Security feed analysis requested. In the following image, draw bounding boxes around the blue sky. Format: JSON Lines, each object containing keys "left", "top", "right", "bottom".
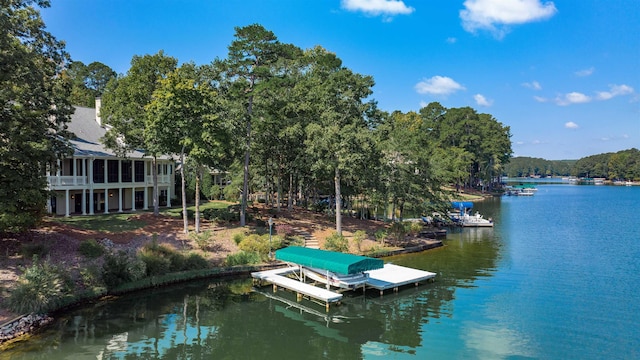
{"left": 41, "top": 0, "right": 639, "bottom": 160}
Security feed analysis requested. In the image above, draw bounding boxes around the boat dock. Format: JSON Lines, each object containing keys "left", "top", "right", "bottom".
{"left": 252, "top": 266, "right": 343, "bottom": 311}
{"left": 365, "top": 264, "right": 436, "bottom": 295}
{"left": 251, "top": 262, "right": 436, "bottom": 311}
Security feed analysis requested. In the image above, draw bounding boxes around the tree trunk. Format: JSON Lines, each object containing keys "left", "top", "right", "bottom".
{"left": 241, "top": 96, "right": 254, "bottom": 227}
{"left": 334, "top": 166, "right": 342, "bottom": 236}
{"left": 180, "top": 149, "right": 188, "bottom": 234}
{"left": 195, "top": 166, "right": 201, "bottom": 233}
{"left": 287, "top": 172, "right": 293, "bottom": 211}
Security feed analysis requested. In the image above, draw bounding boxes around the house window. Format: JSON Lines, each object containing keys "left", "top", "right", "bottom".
{"left": 93, "top": 159, "right": 104, "bottom": 183}
{"left": 159, "top": 189, "right": 167, "bottom": 206}
{"left": 135, "top": 161, "right": 145, "bottom": 182}
{"left": 122, "top": 161, "right": 132, "bottom": 182}
{"left": 107, "top": 160, "right": 119, "bottom": 183}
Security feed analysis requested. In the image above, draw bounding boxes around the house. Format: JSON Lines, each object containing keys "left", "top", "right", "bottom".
{"left": 46, "top": 99, "right": 175, "bottom": 216}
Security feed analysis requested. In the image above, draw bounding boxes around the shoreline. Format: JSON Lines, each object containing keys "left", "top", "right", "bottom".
{"left": 0, "top": 238, "right": 443, "bottom": 348}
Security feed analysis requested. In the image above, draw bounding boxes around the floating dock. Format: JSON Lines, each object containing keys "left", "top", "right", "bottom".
{"left": 365, "top": 264, "right": 436, "bottom": 295}
{"left": 251, "top": 262, "right": 436, "bottom": 311}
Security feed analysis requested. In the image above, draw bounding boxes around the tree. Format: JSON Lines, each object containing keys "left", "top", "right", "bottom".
{"left": 220, "top": 24, "right": 292, "bottom": 226}
{"left": 0, "top": 0, "right": 74, "bottom": 232}
{"left": 100, "top": 51, "right": 177, "bottom": 216}
{"left": 146, "top": 63, "right": 231, "bottom": 233}
{"left": 66, "top": 60, "right": 116, "bottom": 107}
{"left": 302, "top": 47, "right": 376, "bottom": 235}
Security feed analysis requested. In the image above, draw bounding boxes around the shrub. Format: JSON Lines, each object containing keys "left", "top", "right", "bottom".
{"left": 275, "top": 223, "right": 294, "bottom": 237}
{"left": 20, "top": 242, "right": 49, "bottom": 258}
{"left": 388, "top": 222, "right": 406, "bottom": 243}
{"left": 80, "top": 264, "right": 105, "bottom": 290}
{"left": 190, "top": 230, "right": 216, "bottom": 252}
{"left": 225, "top": 251, "right": 261, "bottom": 266}
{"left": 181, "top": 209, "right": 195, "bottom": 220}
{"left": 375, "top": 229, "right": 387, "bottom": 244}
{"left": 323, "top": 232, "right": 349, "bottom": 253}
{"left": 405, "top": 221, "right": 423, "bottom": 236}
{"left": 78, "top": 239, "right": 105, "bottom": 258}
{"left": 138, "top": 249, "right": 172, "bottom": 276}
{"left": 239, "top": 234, "right": 283, "bottom": 257}
{"left": 6, "top": 258, "right": 73, "bottom": 314}
{"left": 102, "top": 251, "right": 146, "bottom": 290}
{"left": 183, "top": 253, "right": 209, "bottom": 270}
{"left": 233, "top": 232, "right": 245, "bottom": 245}
{"left": 353, "top": 230, "right": 367, "bottom": 252}
{"left": 202, "top": 207, "right": 239, "bottom": 223}
{"left": 286, "top": 235, "right": 305, "bottom": 247}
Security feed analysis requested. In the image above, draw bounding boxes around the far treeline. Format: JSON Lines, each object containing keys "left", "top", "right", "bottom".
{"left": 2, "top": 1, "right": 513, "bottom": 234}
{"left": 504, "top": 148, "right": 640, "bottom": 180}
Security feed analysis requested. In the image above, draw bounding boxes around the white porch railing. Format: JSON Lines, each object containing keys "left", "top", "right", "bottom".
{"left": 47, "top": 176, "right": 87, "bottom": 187}
{"left": 147, "top": 175, "right": 171, "bottom": 185}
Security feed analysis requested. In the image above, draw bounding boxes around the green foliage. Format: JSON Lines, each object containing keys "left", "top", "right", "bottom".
{"left": 388, "top": 222, "right": 406, "bottom": 243}
{"left": 225, "top": 251, "right": 262, "bottom": 266}
{"left": 404, "top": 221, "right": 423, "bottom": 236}
{"left": 503, "top": 156, "right": 574, "bottom": 178}
{"left": 20, "top": 242, "right": 49, "bottom": 258}
{"left": 6, "top": 258, "right": 73, "bottom": 314}
{"left": 183, "top": 253, "right": 209, "bottom": 270}
{"left": 323, "top": 232, "right": 349, "bottom": 253}
{"left": 375, "top": 229, "right": 387, "bottom": 244}
{"left": 202, "top": 206, "right": 240, "bottom": 223}
{"left": 233, "top": 232, "right": 245, "bottom": 245}
{"left": 238, "top": 234, "right": 283, "bottom": 257}
{"left": 353, "top": 230, "right": 367, "bottom": 252}
{"left": 190, "top": 230, "right": 217, "bottom": 251}
{"left": 0, "top": 0, "right": 73, "bottom": 232}
{"left": 80, "top": 265, "right": 105, "bottom": 291}
{"left": 66, "top": 60, "right": 116, "bottom": 107}
{"left": 78, "top": 239, "right": 105, "bottom": 258}
{"left": 101, "top": 251, "right": 146, "bottom": 290}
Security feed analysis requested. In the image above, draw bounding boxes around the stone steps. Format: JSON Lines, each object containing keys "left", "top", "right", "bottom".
{"left": 293, "top": 228, "right": 319, "bottom": 249}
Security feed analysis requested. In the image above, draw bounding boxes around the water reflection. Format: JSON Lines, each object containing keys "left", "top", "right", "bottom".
{"left": 3, "top": 219, "right": 504, "bottom": 360}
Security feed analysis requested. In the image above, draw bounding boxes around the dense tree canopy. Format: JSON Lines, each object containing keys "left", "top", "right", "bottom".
{"left": 0, "top": 0, "right": 73, "bottom": 232}
{"left": 65, "top": 60, "right": 116, "bottom": 107}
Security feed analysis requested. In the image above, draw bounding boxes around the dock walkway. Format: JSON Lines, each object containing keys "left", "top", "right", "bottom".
{"left": 252, "top": 267, "right": 343, "bottom": 311}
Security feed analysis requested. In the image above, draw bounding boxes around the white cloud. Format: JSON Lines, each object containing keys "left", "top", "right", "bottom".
{"left": 522, "top": 81, "right": 542, "bottom": 90}
{"left": 555, "top": 92, "right": 591, "bottom": 106}
{"left": 415, "top": 76, "right": 466, "bottom": 96}
{"left": 565, "top": 121, "right": 579, "bottom": 129}
{"left": 596, "top": 84, "right": 634, "bottom": 100}
{"left": 341, "top": 0, "right": 415, "bottom": 16}
{"left": 446, "top": 37, "right": 457, "bottom": 44}
{"left": 460, "top": 0, "right": 557, "bottom": 38}
{"left": 575, "top": 67, "right": 594, "bottom": 77}
{"left": 533, "top": 95, "right": 547, "bottom": 102}
{"left": 474, "top": 93, "right": 493, "bottom": 106}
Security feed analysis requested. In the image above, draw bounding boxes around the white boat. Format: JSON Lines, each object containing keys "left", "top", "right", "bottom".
{"left": 302, "top": 266, "right": 369, "bottom": 290}
{"left": 449, "top": 202, "right": 494, "bottom": 227}
{"left": 449, "top": 211, "right": 494, "bottom": 227}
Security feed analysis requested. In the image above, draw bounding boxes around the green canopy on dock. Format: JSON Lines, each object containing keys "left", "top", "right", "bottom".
{"left": 275, "top": 246, "right": 383, "bottom": 275}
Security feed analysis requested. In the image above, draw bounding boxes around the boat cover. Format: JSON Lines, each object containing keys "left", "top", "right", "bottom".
{"left": 275, "top": 246, "right": 383, "bottom": 275}
{"left": 451, "top": 201, "right": 473, "bottom": 210}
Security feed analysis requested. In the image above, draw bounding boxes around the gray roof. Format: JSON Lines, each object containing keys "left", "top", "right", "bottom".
{"left": 67, "top": 106, "right": 166, "bottom": 159}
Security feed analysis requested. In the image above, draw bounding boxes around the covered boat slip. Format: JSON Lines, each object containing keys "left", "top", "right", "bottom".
{"left": 251, "top": 247, "right": 436, "bottom": 311}
{"left": 275, "top": 246, "right": 383, "bottom": 275}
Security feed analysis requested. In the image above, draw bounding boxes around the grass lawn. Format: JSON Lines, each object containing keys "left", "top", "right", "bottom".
{"left": 51, "top": 213, "right": 147, "bottom": 232}
{"left": 52, "top": 201, "right": 235, "bottom": 232}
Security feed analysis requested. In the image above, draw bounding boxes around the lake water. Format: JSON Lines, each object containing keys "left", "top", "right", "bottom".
{"left": 2, "top": 184, "right": 639, "bottom": 359}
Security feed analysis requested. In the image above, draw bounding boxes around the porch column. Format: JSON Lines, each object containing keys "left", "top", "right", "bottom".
{"left": 118, "top": 159, "right": 122, "bottom": 183}
{"left": 64, "top": 189, "right": 70, "bottom": 217}
{"left": 89, "top": 159, "right": 95, "bottom": 215}
{"left": 81, "top": 190, "right": 86, "bottom": 215}
{"left": 104, "top": 191, "right": 109, "bottom": 214}
{"left": 104, "top": 159, "right": 108, "bottom": 185}
{"left": 72, "top": 156, "right": 77, "bottom": 185}
{"left": 143, "top": 186, "right": 148, "bottom": 210}
{"left": 131, "top": 187, "right": 136, "bottom": 211}
{"left": 167, "top": 186, "right": 171, "bottom": 207}
{"left": 118, "top": 188, "right": 123, "bottom": 212}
